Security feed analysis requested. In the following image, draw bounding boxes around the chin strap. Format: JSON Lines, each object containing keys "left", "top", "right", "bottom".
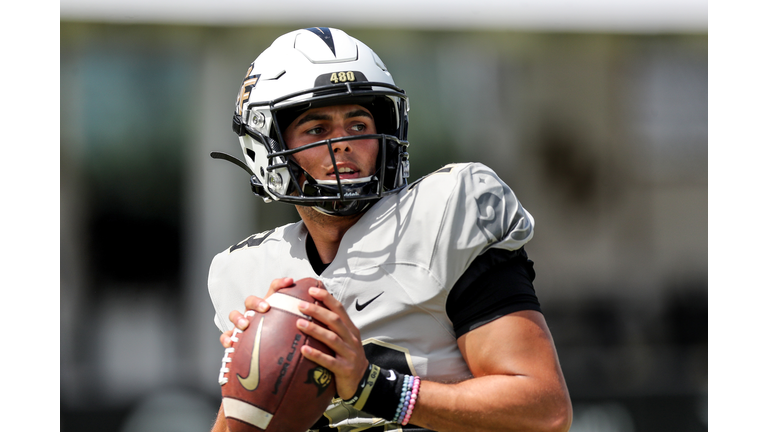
{"left": 210, "top": 151, "right": 254, "bottom": 176}
{"left": 210, "top": 151, "right": 270, "bottom": 199}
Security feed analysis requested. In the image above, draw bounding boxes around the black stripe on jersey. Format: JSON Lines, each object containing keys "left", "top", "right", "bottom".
{"left": 447, "top": 247, "right": 541, "bottom": 337}
{"left": 229, "top": 229, "right": 276, "bottom": 252}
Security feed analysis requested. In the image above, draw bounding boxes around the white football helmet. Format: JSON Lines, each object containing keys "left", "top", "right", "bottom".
{"left": 213, "top": 27, "right": 410, "bottom": 216}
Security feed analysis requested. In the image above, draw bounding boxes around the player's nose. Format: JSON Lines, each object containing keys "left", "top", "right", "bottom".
{"left": 330, "top": 128, "right": 352, "bottom": 153}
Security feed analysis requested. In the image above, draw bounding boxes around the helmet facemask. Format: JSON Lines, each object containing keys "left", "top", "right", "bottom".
{"left": 239, "top": 82, "right": 409, "bottom": 216}
{"left": 275, "top": 131, "right": 405, "bottom": 216}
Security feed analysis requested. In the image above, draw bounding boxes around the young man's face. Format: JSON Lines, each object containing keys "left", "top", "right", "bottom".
{"left": 283, "top": 104, "right": 379, "bottom": 184}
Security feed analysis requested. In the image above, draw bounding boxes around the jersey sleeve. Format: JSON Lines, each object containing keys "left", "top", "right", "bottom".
{"left": 427, "top": 163, "right": 535, "bottom": 292}
{"left": 208, "top": 249, "right": 237, "bottom": 333}
{"left": 206, "top": 223, "right": 304, "bottom": 334}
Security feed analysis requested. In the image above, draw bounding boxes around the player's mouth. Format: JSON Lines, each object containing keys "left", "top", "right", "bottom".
{"left": 328, "top": 164, "right": 360, "bottom": 180}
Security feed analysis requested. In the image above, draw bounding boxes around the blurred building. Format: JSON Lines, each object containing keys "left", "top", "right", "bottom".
{"left": 60, "top": 17, "right": 707, "bottom": 432}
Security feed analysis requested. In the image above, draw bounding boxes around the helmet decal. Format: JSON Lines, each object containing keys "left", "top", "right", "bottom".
{"left": 235, "top": 62, "right": 260, "bottom": 117}
{"left": 304, "top": 27, "right": 336, "bottom": 56}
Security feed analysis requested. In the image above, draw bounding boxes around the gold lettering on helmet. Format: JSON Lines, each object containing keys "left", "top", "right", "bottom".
{"left": 329, "top": 71, "right": 356, "bottom": 84}
{"left": 236, "top": 63, "right": 260, "bottom": 116}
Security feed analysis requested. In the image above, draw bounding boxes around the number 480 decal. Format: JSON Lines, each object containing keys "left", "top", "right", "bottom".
{"left": 329, "top": 71, "right": 356, "bottom": 83}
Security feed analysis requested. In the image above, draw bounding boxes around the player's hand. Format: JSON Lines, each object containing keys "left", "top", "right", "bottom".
{"left": 295, "top": 285, "right": 369, "bottom": 400}
{"left": 219, "top": 277, "right": 295, "bottom": 348}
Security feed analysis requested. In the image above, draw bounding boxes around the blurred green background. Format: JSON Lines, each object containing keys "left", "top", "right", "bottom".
{"left": 60, "top": 5, "right": 707, "bottom": 431}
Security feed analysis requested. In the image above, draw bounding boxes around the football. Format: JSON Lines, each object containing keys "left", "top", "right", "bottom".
{"left": 218, "top": 278, "right": 336, "bottom": 432}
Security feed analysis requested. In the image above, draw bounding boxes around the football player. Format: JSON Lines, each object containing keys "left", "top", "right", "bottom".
{"left": 209, "top": 27, "right": 572, "bottom": 432}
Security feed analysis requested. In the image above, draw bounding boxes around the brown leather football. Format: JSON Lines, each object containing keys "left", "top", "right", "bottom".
{"left": 218, "top": 278, "right": 336, "bottom": 432}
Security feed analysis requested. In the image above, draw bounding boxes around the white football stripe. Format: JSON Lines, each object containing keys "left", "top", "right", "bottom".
{"left": 222, "top": 397, "right": 274, "bottom": 429}
{"left": 267, "top": 293, "right": 310, "bottom": 319}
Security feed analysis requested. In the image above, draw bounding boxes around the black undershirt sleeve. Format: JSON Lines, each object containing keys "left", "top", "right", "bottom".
{"left": 446, "top": 246, "right": 541, "bottom": 338}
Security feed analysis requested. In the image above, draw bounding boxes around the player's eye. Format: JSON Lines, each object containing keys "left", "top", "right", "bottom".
{"left": 350, "top": 123, "right": 366, "bottom": 132}
{"left": 306, "top": 126, "right": 324, "bottom": 135}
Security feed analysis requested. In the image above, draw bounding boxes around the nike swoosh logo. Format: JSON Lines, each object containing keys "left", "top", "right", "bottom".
{"left": 355, "top": 292, "right": 384, "bottom": 311}
{"left": 237, "top": 316, "right": 264, "bottom": 391}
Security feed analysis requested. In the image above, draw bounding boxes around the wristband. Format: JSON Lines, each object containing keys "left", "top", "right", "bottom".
{"left": 342, "top": 363, "right": 421, "bottom": 425}
{"left": 343, "top": 363, "right": 378, "bottom": 409}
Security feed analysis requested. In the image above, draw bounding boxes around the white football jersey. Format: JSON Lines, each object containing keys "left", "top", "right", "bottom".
{"left": 208, "top": 162, "right": 534, "bottom": 431}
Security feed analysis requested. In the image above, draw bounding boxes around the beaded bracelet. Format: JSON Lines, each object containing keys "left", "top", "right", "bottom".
{"left": 392, "top": 375, "right": 411, "bottom": 423}
{"left": 393, "top": 374, "right": 421, "bottom": 425}
{"left": 402, "top": 377, "right": 420, "bottom": 425}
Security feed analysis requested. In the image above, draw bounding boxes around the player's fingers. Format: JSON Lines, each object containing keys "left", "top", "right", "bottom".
{"left": 299, "top": 343, "right": 339, "bottom": 376}
{"left": 241, "top": 278, "right": 294, "bottom": 314}
{"left": 307, "top": 287, "right": 359, "bottom": 335}
{"left": 296, "top": 323, "right": 358, "bottom": 387}
{"left": 299, "top": 342, "right": 347, "bottom": 373}
{"left": 296, "top": 308, "right": 367, "bottom": 379}
{"left": 228, "top": 310, "right": 251, "bottom": 330}
{"left": 243, "top": 295, "right": 270, "bottom": 314}
{"left": 267, "top": 277, "right": 294, "bottom": 297}
{"left": 220, "top": 329, "right": 234, "bottom": 348}
{"left": 296, "top": 315, "right": 354, "bottom": 356}
{"left": 297, "top": 288, "right": 368, "bottom": 400}
{"left": 299, "top": 298, "right": 360, "bottom": 345}
{"left": 298, "top": 334, "right": 366, "bottom": 400}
